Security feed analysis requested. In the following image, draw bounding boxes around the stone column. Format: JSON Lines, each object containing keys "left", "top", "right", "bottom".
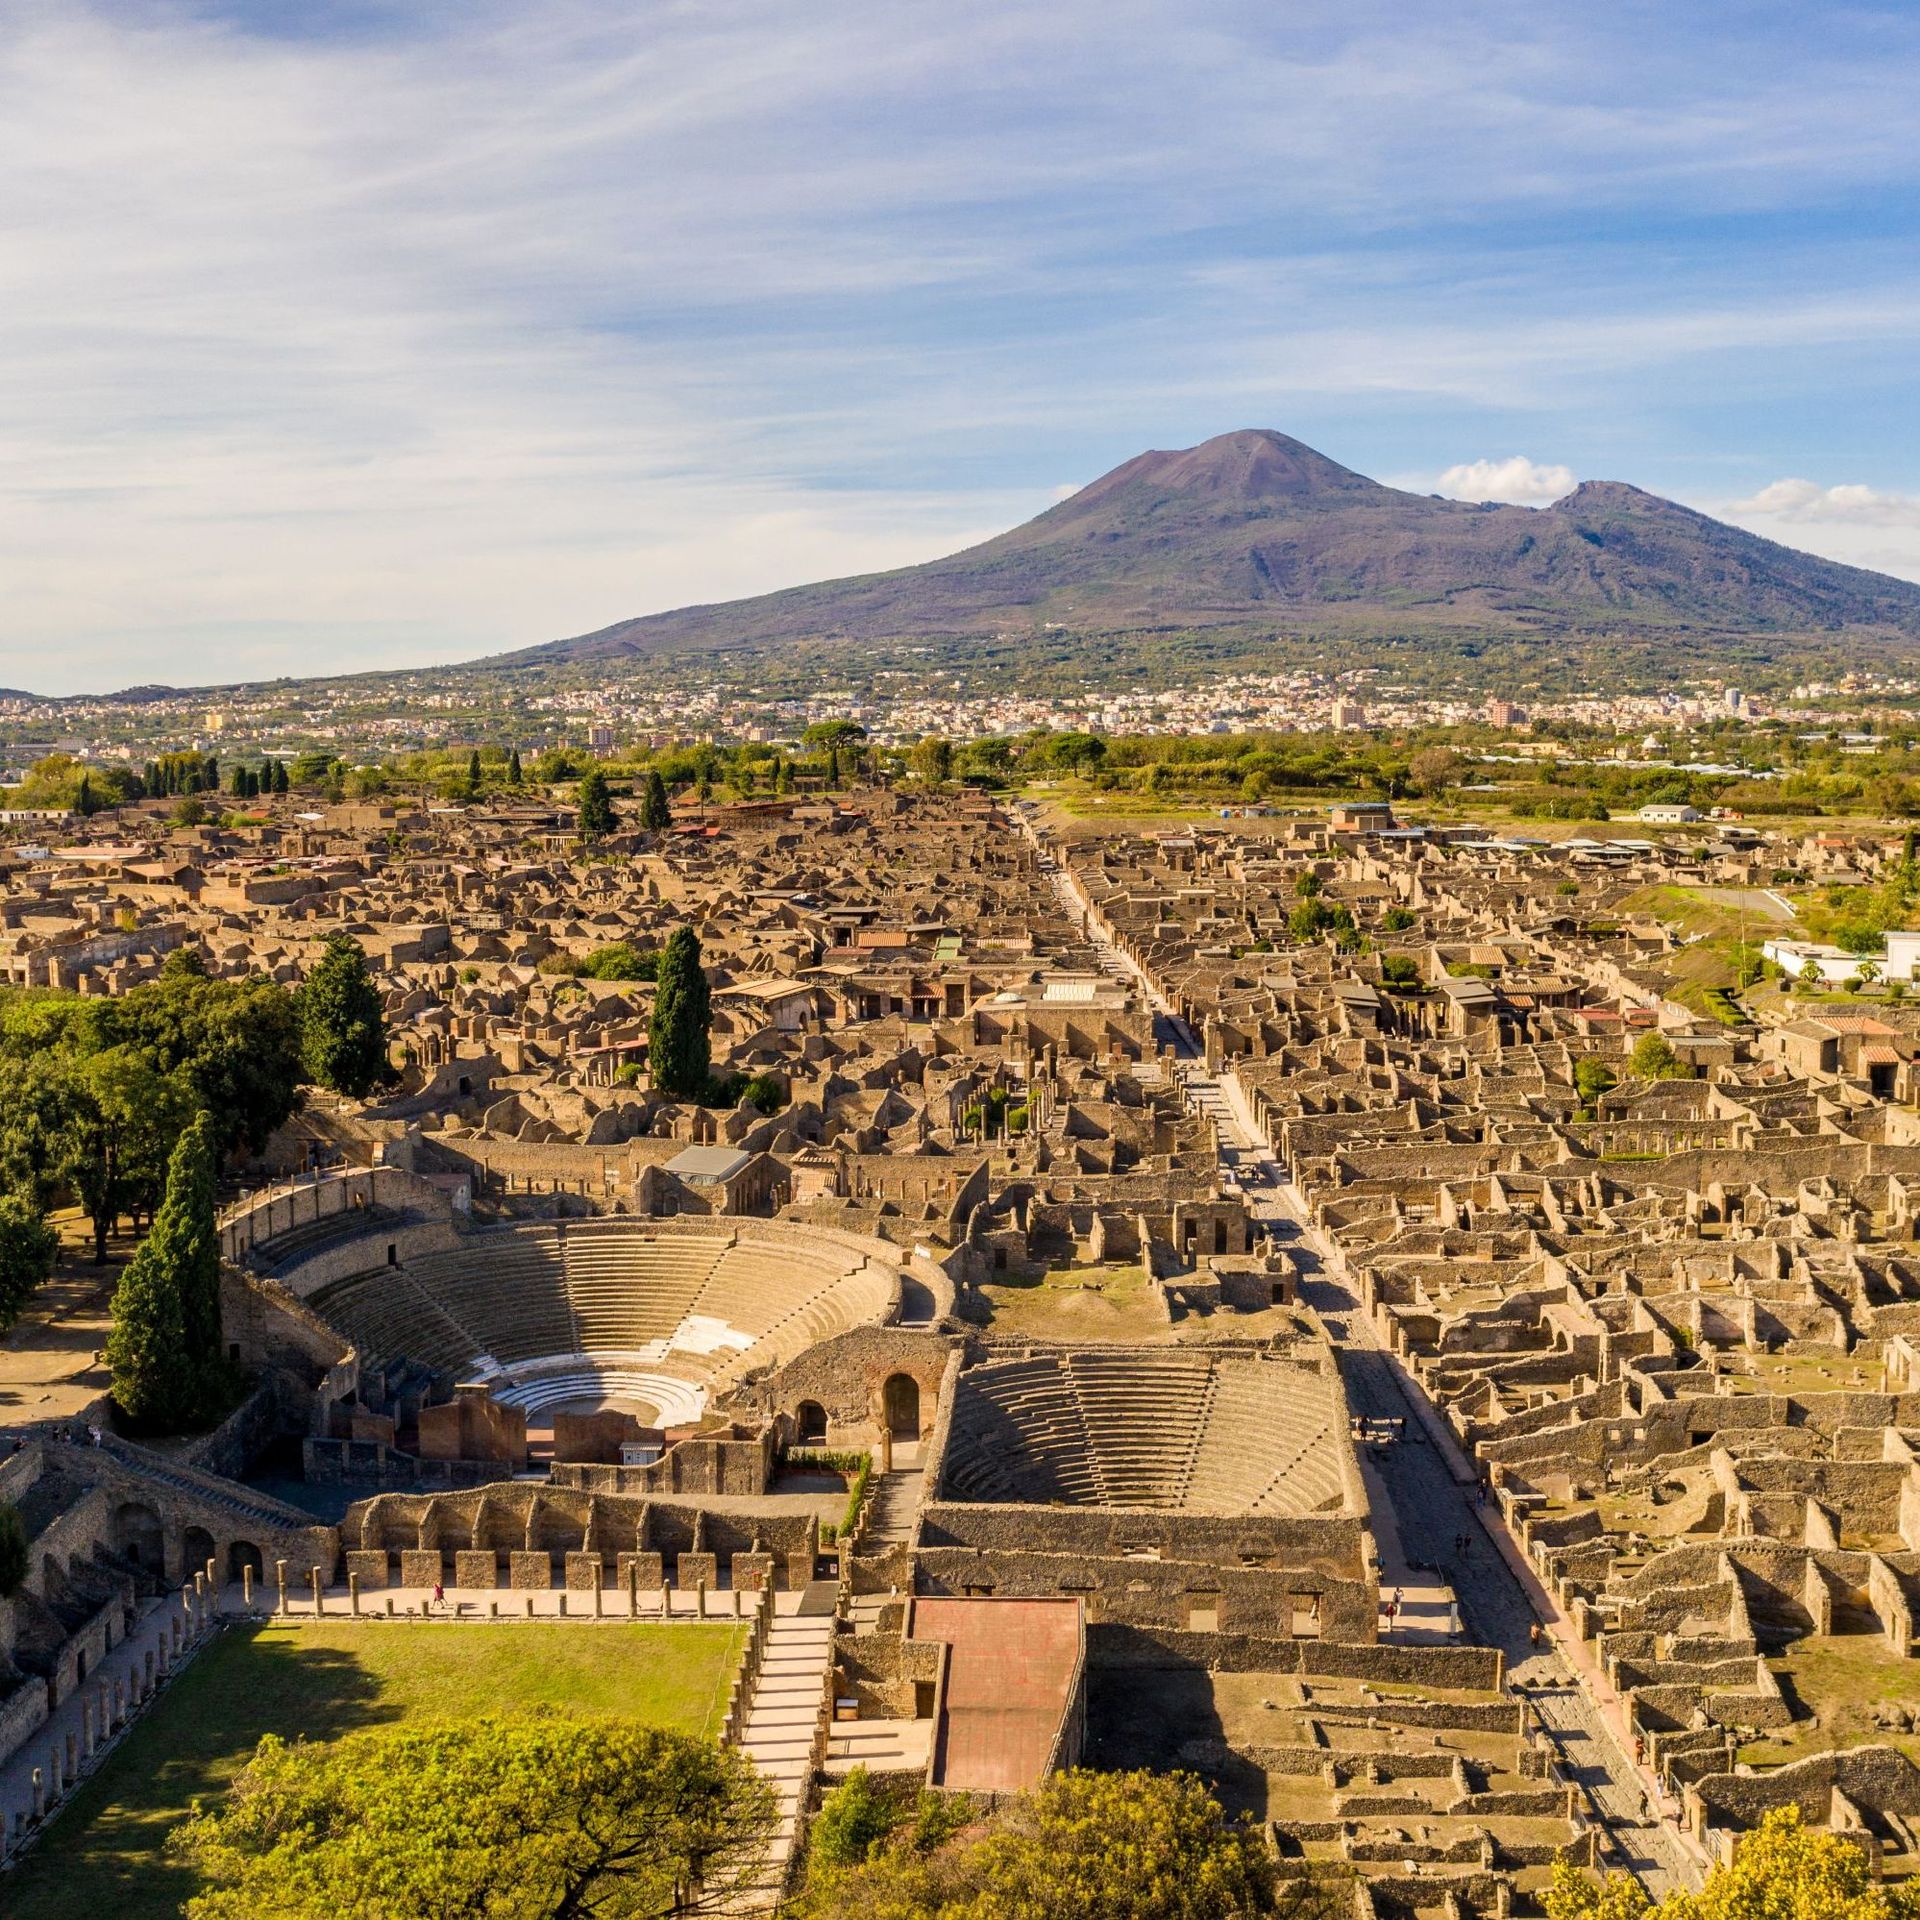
{"left": 242, "top": 1565, "right": 254, "bottom": 1610}
{"left": 348, "top": 1572, "right": 361, "bottom": 1617}
{"left": 31, "top": 1767, "right": 45, "bottom": 1820}
{"left": 275, "top": 1559, "right": 289, "bottom": 1615}
{"left": 309, "top": 1567, "right": 324, "bottom": 1617}
{"left": 81, "top": 1698, "right": 96, "bottom": 1761}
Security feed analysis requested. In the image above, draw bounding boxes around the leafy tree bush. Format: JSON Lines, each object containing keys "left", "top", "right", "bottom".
{"left": 642, "top": 768, "right": 672, "bottom": 830}
{"left": 1574, "top": 1057, "right": 1617, "bottom": 1113}
{"left": 576, "top": 767, "right": 616, "bottom": 842}
{"left": 1380, "top": 905, "right": 1417, "bottom": 930}
{"left": 649, "top": 928, "right": 712, "bottom": 1099}
{"left": 795, "top": 1769, "right": 1285, "bottom": 1920}
{"left": 105, "top": 1112, "right": 236, "bottom": 1433}
{"left": 297, "top": 934, "right": 388, "bottom": 1098}
{"left": 0, "top": 1194, "right": 58, "bottom": 1334}
{"left": 541, "top": 942, "right": 661, "bottom": 983}
{"left": 1546, "top": 1803, "right": 1917, "bottom": 1920}
{"left": 1629, "top": 1033, "right": 1690, "bottom": 1080}
{"left": 170, "top": 1716, "right": 776, "bottom": 1920}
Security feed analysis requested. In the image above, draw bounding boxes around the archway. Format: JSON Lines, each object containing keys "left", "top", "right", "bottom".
{"left": 229, "top": 1540, "right": 264, "bottom": 1583}
{"left": 113, "top": 1501, "right": 164, "bottom": 1573}
{"left": 182, "top": 1526, "right": 217, "bottom": 1584}
{"left": 794, "top": 1400, "right": 828, "bottom": 1444}
{"left": 882, "top": 1373, "right": 921, "bottom": 1440}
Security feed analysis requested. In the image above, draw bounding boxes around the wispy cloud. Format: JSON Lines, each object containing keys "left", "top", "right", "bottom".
{"left": 2, "top": 1, "right": 1919, "bottom": 689}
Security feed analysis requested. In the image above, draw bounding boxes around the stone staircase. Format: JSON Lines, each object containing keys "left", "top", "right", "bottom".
{"left": 733, "top": 1608, "right": 835, "bottom": 1903}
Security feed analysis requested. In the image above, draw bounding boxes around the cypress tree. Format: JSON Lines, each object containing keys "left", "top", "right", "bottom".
{"left": 827, "top": 745, "right": 840, "bottom": 787}
{"left": 467, "top": 749, "right": 482, "bottom": 793}
{"left": 76, "top": 774, "right": 96, "bottom": 815}
{"left": 649, "top": 927, "right": 711, "bottom": 1099}
{"left": 104, "top": 1111, "right": 232, "bottom": 1432}
{"left": 272, "top": 758, "right": 289, "bottom": 795}
{"left": 229, "top": 763, "right": 246, "bottom": 796}
{"left": 576, "top": 768, "right": 616, "bottom": 842}
{"left": 203, "top": 756, "right": 218, "bottom": 792}
{"left": 508, "top": 748, "right": 523, "bottom": 785}
{"left": 642, "top": 769, "right": 671, "bottom": 830}
{"left": 298, "top": 933, "right": 389, "bottom": 1097}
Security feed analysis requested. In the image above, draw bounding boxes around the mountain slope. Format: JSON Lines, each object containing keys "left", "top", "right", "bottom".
{"left": 492, "top": 430, "right": 1920, "bottom": 667}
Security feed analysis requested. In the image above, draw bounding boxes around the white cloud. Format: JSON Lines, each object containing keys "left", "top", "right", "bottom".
{"left": 1713, "top": 479, "right": 1920, "bottom": 585}
{"left": 1433, "top": 456, "right": 1577, "bottom": 505}
{"left": 1726, "top": 478, "right": 1920, "bottom": 529}
{"left": 2, "top": 2, "right": 1920, "bottom": 688}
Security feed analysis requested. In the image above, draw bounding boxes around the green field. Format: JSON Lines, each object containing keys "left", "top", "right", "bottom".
{"left": 7, "top": 1620, "right": 746, "bottom": 1920}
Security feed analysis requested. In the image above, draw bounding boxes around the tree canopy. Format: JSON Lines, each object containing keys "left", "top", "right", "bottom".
{"left": 1547, "top": 1805, "right": 1920, "bottom": 1920}
{"left": 0, "top": 959, "right": 303, "bottom": 1261}
{"left": 649, "top": 928, "right": 712, "bottom": 1100}
{"left": 297, "top": 934, "right": 389, "bottom": 1098}
{"left": 104, "top": 1111, "right": 235, "bottom": 1433}
{"left": 0, "top": 1194, "right": 58, "bottom": 1335}
{"left": 794, "top": 1768, "right": 1289, "bottom": 1920}
{"left": 577, "top": 767, "right": 617, "bottom": 842}
{"left": 642, "top": 768, "right": 673, "bottom": 830}
{"left": 170, "top": 1715, "right": 776, "bottom": 1920}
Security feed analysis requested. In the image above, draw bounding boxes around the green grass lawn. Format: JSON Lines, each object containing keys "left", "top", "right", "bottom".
{"left": 7, "top": 1619, "right": 746, "bottom": 1920}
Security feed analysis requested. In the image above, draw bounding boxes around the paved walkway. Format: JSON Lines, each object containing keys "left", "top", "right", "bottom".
{"left": 1030, "top": 818, "right": 1703, "bottom": 1897}
{"left": 0, "top": 1588, "right": 200, "bottom": 1848}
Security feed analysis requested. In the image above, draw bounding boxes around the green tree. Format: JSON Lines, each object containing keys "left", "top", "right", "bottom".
{"left": 909, "top": 737, "right": 954, "bottom": 785}
{"left": 577, "top": 768, "right": 616, "bottom": 842}
{"left": 467, "top": 748, "right": 483, "bottom": 793}
{"left": 0, "top": 1194, "right": 58, "bottom": 1334}
{"left": 104, "top": 1111, "right": 233, "bottom": 1433}
{"left": 643, "top": 768, "right": 672, "bottom": 830}
{"left": 297, "top": 934, "right": 388, "bottom": 1098}
{"left": 64, "top": 1047, "right": 195, "bottom": 1261}
{"left": 1629, "top": 1032, "right": 1689, "bottom": 1080}
{"left": 1574, "top": 1056, "right": 1617, "bottom": 1112}
{"left": 649, "top": 927, "right": 712, "bottom": 1099}
{"left": 508, "top": 748, "right": 523, "bottom": 785}
{"left": 170, "top": 1716, "right": 776, "bottom": 1920}
{"left": 797, "top": 1769, "right": 1281, "bottom": 1920}
{"left": 76, "top": 773, "right": 98, "bottom": 815}
{"left": 1546, "top": 1804, "right": 1920, "bottom": 1920}
{"left": 804, "top": 720, "right": 868, "bottom": 754}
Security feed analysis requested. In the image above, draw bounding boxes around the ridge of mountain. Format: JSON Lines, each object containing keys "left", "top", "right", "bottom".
{"left": 487, "top": 430, "right": 1920, "bottom": 673}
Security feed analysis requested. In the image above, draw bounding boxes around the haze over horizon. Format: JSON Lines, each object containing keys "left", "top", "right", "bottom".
{"left": 5, "top": 1, "right": 1920, "bottom": 694}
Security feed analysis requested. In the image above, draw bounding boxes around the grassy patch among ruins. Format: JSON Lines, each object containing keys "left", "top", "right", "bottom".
{"left": 6, "top": 1619, "right": 746, "bottom": 1920}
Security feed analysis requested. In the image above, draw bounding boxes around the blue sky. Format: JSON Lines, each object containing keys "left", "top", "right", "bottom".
{"left": 3, "top": 0, "right": 1920, "bottom": 692}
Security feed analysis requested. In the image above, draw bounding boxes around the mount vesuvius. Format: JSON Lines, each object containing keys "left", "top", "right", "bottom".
{"left": 490, "top": 430, "right": 1920, "bottom": 671}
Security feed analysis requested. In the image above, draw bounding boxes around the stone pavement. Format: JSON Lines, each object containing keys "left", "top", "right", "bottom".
{"left": 1039, "top": 825, "right": 1705, "bottom": 1898}
{"left": 0, "top": 1585, "right": 203, "bottom": 1857}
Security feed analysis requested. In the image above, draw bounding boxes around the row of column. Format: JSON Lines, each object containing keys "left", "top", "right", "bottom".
{"left": 2, "top": 1574, "right": 218, "bottom": 1866}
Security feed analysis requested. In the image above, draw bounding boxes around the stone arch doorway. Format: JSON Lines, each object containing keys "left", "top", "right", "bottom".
{"left": 882, "top": 1373, "right": 921, "bottom": 1440}
{"left": 182, "top": 1525, "right": 217, "bottom": 1584}
{"left": 229, "top": 1540, "right": 264, "bottom": 1584}
{"left": 113, "top": 1501, "right": 165, "bottom": 1575}
{"left": 794, "top": 1400, "right": 828, "bottom": 1444}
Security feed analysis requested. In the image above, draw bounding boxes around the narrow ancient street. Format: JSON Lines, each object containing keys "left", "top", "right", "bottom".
{"left": 1031, "top": 818, "right": 1699, "bottom": 1896}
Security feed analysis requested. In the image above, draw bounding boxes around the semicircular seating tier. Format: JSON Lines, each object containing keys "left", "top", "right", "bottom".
{"left": 939, "top": 1348, "right": 1351, "bottom": 1515}
{"left": 306, "top": 1219, "right": 902, "bottom": 1420}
